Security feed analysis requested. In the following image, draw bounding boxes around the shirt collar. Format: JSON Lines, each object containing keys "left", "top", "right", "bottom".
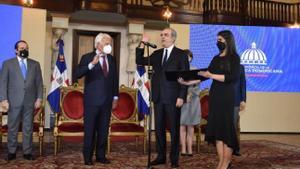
{"left": 17, "top": 56, "right": 27, "bottom": 62}
{"left": 96, "top": 50, "right": 107, "bottom": 57}
{"left": 165, "top": 44, "right": 174, "bottom": 53}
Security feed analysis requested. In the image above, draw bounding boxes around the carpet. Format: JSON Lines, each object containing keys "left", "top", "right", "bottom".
{"left": 0, "top": 140, "right": 299, "bottom": 169}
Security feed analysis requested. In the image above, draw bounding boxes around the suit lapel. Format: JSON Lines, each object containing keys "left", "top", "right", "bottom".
{"left": 13, "top": 58, "right": 24, "bottom": 80}
{"left": 165, "top": 46, "right": 177, "bottom": 66}
{"left": 91, "top": 52, "right": 103, "bottom": 74}
{"left": 26, "top": 59, "right": 33, "bottom": 80}
{"left": 107, "top": 54, "right": 114, "bottom": 77}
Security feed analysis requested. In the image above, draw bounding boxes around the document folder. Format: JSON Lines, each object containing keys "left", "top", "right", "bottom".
{"left": 165, "top": 68, "right": 209, "bottom": 81}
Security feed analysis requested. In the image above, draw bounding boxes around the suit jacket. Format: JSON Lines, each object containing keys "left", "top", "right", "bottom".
{"left": 0, "top": 57, "right": 43, "bottom": 107}
{"left": 74, "top": 51, "right": 119, "bottom": 106}
{"left": 234, "top": 64, "right": 246, "bottom": 106}
{"left": 136, "top": 46, "right": 189, "bottom": 104}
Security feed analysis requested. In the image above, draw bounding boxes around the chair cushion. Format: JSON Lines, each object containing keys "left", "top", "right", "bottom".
{"left": 62, "top": 91, "right": 84, "bottom": 120}
{"left": 112, "top": 92, "right": 135, "bottom": 120}
{"left": 1, "top": 123, "right": 40, "bottom": 133}
{"left": 58, "top": 123, "right": 84, "bottom": 132}
{"left": 111, "top": 123, "right": 144, "bottom": 133}
{"left": 200, "top": 95, "right": 209, "bottom": 119}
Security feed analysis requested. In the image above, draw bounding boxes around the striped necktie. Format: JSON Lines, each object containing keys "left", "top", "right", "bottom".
{"left": 162, "top": 49, "right": 168, "bottom": 66}
{"left": 20, "top": 59, "right": 27, "bottom": 79}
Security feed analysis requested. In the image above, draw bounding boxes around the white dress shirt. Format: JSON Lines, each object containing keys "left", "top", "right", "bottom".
{"left": 17, "top": 56, "right": 27, "bottom": 69}
{"left": 162, "top": 44, "right": 174, "bottom": 65}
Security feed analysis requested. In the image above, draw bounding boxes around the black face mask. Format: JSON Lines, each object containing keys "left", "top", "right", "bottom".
{"left": 19, "top": 49, "right": 29, "bottom": 58}
{"left": 216, "top": 41, "right": 226, "bottom": 52}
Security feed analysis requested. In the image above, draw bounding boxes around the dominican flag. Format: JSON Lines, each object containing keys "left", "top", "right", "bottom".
{"left": 47, "top": 39, "right": 69, "bottom": 113}
{"left": 133, "top": 65, "right": 150, "bottom": 120}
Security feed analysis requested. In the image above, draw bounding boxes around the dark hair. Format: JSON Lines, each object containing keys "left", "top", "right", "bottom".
{"left": 184, "top": 49, "right": 193, "bottom": 60}
{"left": 14, "top": 40, "right": 28, "bottom": 50}
{"left": 163, "top": 27, "right": 177, "bottom": 39}
{"left": 217, "top": 30, "right": 238, "bottom": 57}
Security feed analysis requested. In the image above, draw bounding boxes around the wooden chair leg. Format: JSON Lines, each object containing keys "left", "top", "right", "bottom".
{"left": 197, "top": 135, "right": 200, "bottom": 153}
{"left": 237, "top": 116, "right": 241, "bottom": 145}
{"left": 58, "top": 136, "right": 62, "bottom": 152}
{"left": 54, "top": 136, "right": 58, "bottom": 156}
{"left": 107, "top": 136, "right": 111, "bottom": 154}
{"left": 39, "top": 136, "right": 43, "bottom": 156}
{"left": 143, "top": 135, "right": 147, "bottom": 154}
{"left": 135, "top": 137, "right": 138, "bottom": 149}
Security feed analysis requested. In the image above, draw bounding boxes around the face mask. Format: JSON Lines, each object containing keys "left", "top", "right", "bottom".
{"left": 216, "top": 41, "right": 226, "bottom": 51}
{"left": 19, "top": 49, "right": 29, "bottom": 58}
{"left": 103, "top": 45, "right": 112, "bottom": 54}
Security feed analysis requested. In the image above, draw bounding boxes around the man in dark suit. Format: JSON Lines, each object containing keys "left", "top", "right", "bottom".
{"left": 0, "top": 40, "right": 43, "bottom": 161}
{"left": 74, "top": 33, "right": 119, "bottom": 165}
{"left": 136, "top": 28, "right": 189, "bottom": 168}
{"left": 233, "top": 64, "right": 246, "bottom": 155}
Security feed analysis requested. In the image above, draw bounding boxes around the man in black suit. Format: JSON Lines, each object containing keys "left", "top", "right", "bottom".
{"left": 136, "top": 28, "right": 189, "bottom": 168}
{"left": 74, "top": 33, "right": 119, "bottom": 165}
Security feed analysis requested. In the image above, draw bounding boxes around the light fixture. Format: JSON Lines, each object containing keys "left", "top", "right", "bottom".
{"left": 290, "top": 22, "right": 300, "bottom": 28}
{"left": 162, "top": 6, "right": 172, "bottom": 22}
{"left": 23, "top": 0, "right": 33, "bottom": 7}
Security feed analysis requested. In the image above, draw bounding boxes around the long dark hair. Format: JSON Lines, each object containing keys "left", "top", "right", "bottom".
{"left": 184, "top": 49, "right": 193, "bottom": 61}
{"left": 217, "top": 30, "right": 238, "bottom": 58}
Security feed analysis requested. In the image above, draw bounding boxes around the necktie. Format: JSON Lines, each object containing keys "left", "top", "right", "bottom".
{"left": 162, "top": 49, "right": 168, "bottom": 66}
{"left": 101, "top": 55, "right": 108, "bottom": 77}
{"left": 20, "top": 59, "right": 27, "bottom": 79}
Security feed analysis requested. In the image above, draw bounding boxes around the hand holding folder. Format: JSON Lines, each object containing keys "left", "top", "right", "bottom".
{"left": 165, "top": 68, "right": 209, "bottom": 81}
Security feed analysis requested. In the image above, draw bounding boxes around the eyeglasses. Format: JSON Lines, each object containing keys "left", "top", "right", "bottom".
{"left": 160, "top": 33, "right": 170, "bottom": 37}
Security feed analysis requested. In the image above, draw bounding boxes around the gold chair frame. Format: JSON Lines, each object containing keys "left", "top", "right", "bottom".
{"left": 53, "top": 85, "right": 84, "bottom": 155}
{"left": 108, "top": 85, "right": 147, "bottom": 154}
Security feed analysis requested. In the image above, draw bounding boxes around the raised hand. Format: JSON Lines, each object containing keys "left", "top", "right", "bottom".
{"left": 91, "top": 54, "right": 100, "bottom": 65}
{"left": 141, "top": 34, "right": 149, "bottom": 43}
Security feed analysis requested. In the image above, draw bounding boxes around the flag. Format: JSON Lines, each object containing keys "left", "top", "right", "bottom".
{"left": 132, "top": 65, "right": 150, "bottom": 120}
{"left": 47, "top": 39, "right": 69, "bottom": 113}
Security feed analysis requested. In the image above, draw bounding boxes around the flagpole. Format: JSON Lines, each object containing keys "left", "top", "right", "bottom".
{"left": 146, "top": 45, "right": 154, "bottom": 169}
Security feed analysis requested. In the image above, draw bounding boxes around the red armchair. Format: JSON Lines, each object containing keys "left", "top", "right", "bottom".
{"left": 108, "top": 85, "right": 147, "bottom": 153}
{"left": 53, "top": 85, "right": 84, "bottom": 155}
{"left": 194, "top": 88, "right": 209, "bottom": 152}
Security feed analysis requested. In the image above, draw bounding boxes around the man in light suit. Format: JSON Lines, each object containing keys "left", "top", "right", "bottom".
{"left": 136, "top": 28, "right": 189, "bottom": 168}
{"left": 74, "top": 33, "right": 119, "bottom": 166}
{"left": 0, "top": 40, "right": 43, "bottom": 161}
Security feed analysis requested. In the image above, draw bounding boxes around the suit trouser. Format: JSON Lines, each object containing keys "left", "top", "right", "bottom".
{"left": 7, "top": 104, "right": 34, "bottom": 154}
{"left": 154, "top": 102, "right": 181, "bottom": 164}
{"left": 83, "top": 101, "right": 112, "bottom": 161}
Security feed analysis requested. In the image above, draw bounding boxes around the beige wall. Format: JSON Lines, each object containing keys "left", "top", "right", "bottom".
{"left": 21, "top": 8, "right": 46, "bottom": 79}
{"left": 241, "top": 93, "right": 300, "bottom": 132}
{"left": 172, "top": 23, "right": 300, "bottom": 133}
{"left": 171, "top": 24, "right": 190, "bottom": 50}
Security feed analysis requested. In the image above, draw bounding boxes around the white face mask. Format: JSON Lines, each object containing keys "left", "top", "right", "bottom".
{"left": 103, "top": 45, "right": 112, "bottom": 54}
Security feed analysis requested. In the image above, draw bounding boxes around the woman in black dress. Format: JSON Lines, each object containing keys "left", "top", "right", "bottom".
{"left": 199, "top": 30, "right": 240, "bottom": 169}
